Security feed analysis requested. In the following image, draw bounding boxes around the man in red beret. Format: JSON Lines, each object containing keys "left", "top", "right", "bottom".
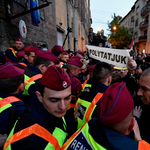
{"left": 4, "top": 65, "right": 72, "bottom": 150}
{"left": 51, "top": 45, "right": 64, "bottom": 60}
{"left": 62, "top": 82, "right": 150, "bottom": 150}
{"left": 76, "top": 50, "right": 84, "bottom": 59}
{"left": 81, "top": 64, "right": 96, "bottom": 92}
{"left": 66, "top": 58, "right": 83, "bottom": 77}
{"left": 5, "top": 38, "right": 24, "bottom": 62}
{"left": 23, "top": 50, "right": 59, "bottom": 98}
{"left": 20, "top": 46, "right": 40, "bottom": 67}
{"left": 75, "top": 62, "right": 112, "bottom": 129}
{"left": 0, "top": 62, "right": 28, "bottom": 148}
{"left": 60, "top": 51, "right": 69, "bottom": 71}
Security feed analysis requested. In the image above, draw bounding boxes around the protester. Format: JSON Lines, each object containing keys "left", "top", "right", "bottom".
{"left": 62, "top": 82, "right": 150, "bottom": 150}
{"left": 135, "top": 67, "right": 150, "bottom": 144}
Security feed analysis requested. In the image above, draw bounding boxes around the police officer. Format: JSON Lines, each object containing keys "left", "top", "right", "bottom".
{"left": 5, "top": 38, "right": 24, "bottom": 62}
{"left": 4, "top": 65, "right": 72, "bottom": 150}
{"left": 0, "top": 62, "right": 28, "bottom": 148}
{"left": 62, "top": 82, "right": 150, "bottom": 150}
{"left": 23, "top": 50, "right": 59, "bottom": 99}
{"left": 76, "top": 62, "right": 111, "bottom": 129}
{"left": 20, "top": 46, "right": 40, "bottom": 67}
{"left": 66, "top": 57, "right": 83, "bottom": 78}
{"left": 60, "top": 51, "right": 69, "bottom": 71}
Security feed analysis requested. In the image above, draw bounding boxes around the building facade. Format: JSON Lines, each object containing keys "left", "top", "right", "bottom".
{"left": 120, "top": 0, "right": 150, "bottom": 54}
{"left": 0, "top": 0, "right": 91, "bottom": 52}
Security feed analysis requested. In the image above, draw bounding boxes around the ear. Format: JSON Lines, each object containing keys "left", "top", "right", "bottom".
{"left": 24, "top": 54, "right": 28, "bottom": 60}
{"left": 128, "top": 117, "right": 135, "bottom": 133}
{"left": 36, "top": 91, "right": 43, "bottom": 103}
{"left": 38, "top": 64, "right": 46, "bottom": 74}
{"left": 107, "top": 75, "right": 112, "bottom": 86}
{"left": 18, "top": 83, "right": 24, "bottom": 93}
{"left": 124, "top": 117, "right": 134, "bottom": 135}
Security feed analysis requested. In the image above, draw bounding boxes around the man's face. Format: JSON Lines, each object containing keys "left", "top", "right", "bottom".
{"left": 25, "top": 52, "right": 35, "bottom": 65}
{"left": 15, "top": 41, "right": 24, "bottom": 50}
{"left": 39, "top": 86, "right": 71, "bottom": 118}
{"left": 119, "top": 69, "right": 128, "bottom": 78}
{"left": 81, "top": 64, "right": 87, "bottom": 74}
{"left": 137, "top": 75, "right": 150, "bottom": 105}
{"left": 89, "top": 28, "right": 93, "bottom": 33}
{"left": 61, "top": 55, "right": 69, "bottom": 62}
{"left": 72, "top": 67, "right": 81, "bottom": 77}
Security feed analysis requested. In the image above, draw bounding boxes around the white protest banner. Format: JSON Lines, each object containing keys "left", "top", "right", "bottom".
{"left": 86, "top": 45, "right": 130, "bottom": 68}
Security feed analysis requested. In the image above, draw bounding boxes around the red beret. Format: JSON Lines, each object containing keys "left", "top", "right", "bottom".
{"left": 40, "top": 65, "right": 71, "bottom": 91}
{"left": 25, "top": 46, "right": 40, "bottom": 52}
{"left": 0, "top": 62, "right": 25, "bottom": 79}
{"left": 88, "top": 64, "right": 96, "bottom": 72}
{"left": 67, "top": 58, "right": 83, "bottom": 68}
{"left": 70, "top": 56, "right": 80, "bottom": 60}
{"left": 77, "top": 50, "right": 84, "bottom": 56}
{"left": 35, "top": 50, "right": 59, "bottom": 64}
{"left": 62, "top": 51, "right": 68, "bottom": 55}
{"left": 51, "top": 45, "right": 63, "bottom": 52}
{"left": 98, "top": 82, "right": 134, "bottom": 126}
{"left": 16, "top": 50, "right": 25, "bottom": 57}
{"left": 15, "top": 38, "right": 23, "bottom": 42}
{"left": 70, "top": 77, "right": 82, "bottom": 95}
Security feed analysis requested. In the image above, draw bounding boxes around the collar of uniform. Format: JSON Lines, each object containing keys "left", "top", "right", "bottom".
{"left": 91, "top": 82, "right": 108, "bottom": 93}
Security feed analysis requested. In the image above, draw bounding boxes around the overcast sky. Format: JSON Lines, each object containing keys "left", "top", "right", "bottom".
{"left": 90, "top": 0, "right": 136, "bottom": 36}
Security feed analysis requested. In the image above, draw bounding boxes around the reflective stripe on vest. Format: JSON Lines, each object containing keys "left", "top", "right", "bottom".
{"left": 24, "top": 74, "right": 42, "bottom": 86}
{"left": 138, "top": 140, "right": 150, "bottom": 150}
{"left": 4, "top": 123, "right": 61, "bottom": 150}
{"left": 19, "top": 63, "right": 27, "bottom": 67}
{"left": 60, "top": 62, "right": 64, "bottom": 67}
{"left": 85, "top": 93, "right": 103, "bottom": 122}
{"left": 76, "top": 93, "right": 103, "bottom": 129}
{"left": 0, "top": 96, "right": 21, "bottom": 113}
{"left": 61, "top": 121, "right": 106, "bottom": 150}
{"left": 82, "top": 79, "right": 88, "bottom": 90}
{"left": 23, "top": 74, "right": 42, "bottom": 95}
{"left": 9, "top": 48, "right": 17, "bottom": 57}
{"left": 68, "top": 103, "right": 76, "bottom": 110}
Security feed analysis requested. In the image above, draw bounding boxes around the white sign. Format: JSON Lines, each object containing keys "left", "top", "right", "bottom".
{"left": 19, "top": 20, "right": 27, "bottom": 38}
{"left": 86, "top": 45, "right": 130, "bottom": 68}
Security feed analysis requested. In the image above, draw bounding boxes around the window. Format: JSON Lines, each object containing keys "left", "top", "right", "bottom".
{"left": 134, "top": 32, "right": 137, "bottom": 39}
{"left": 136, "top": 6, "right": 139, "bottom": 14}
{"left": 57, "top": 31, "right": 63, "bottom": 46}
{"left": 131, "top": 16, "right": 134, "bottom": 22}
{"left": 144, "top": 30, "right": 147, "bottom": 36}
{"left": 135, "top": 19, "right": 138, "bottom": 27}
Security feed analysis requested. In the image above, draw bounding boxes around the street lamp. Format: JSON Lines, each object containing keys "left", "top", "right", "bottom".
{"left": 113, "top": 26, "right": 117, "bottom": 31}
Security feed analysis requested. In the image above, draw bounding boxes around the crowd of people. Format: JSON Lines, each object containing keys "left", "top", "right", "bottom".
{"left": 1, "top": 37, "right": 150, "bottom": 149}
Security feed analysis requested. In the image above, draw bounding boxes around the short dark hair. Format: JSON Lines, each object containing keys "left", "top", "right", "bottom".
{"left": 33, "top": 56, "right": 52, "bottom": 68}
{"left": 25, "top": 51, "right": 31, "bottom": 56}
{"left": 52, "top": 49, "right": 62, "bottom": 57}
{"left": 0, "top": 75, "right": 24, "bottom": 94}
{"left": 93, "top": 62, "right": 112, "bottom": 83}
{"left": 38, "top": 82, "right": 45, "bottom": 97}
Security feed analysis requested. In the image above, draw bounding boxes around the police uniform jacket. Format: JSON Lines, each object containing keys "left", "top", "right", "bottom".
{"left": 4, "top": 101, "right": 69, "bottom": 150}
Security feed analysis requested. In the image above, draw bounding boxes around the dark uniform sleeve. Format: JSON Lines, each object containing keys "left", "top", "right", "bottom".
{"left": 5, "top": 49, "right": 17, "bottom": 62}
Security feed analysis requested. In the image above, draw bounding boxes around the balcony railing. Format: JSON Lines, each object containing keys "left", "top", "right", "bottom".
{"left": 139, "top": 20, "right": 148, "bottom": 29}
{"left": 141, "top": 5, "right": 150, "bottom": 15}
{"left": 139, "top": 36, "right": 147, "bottom": 41}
